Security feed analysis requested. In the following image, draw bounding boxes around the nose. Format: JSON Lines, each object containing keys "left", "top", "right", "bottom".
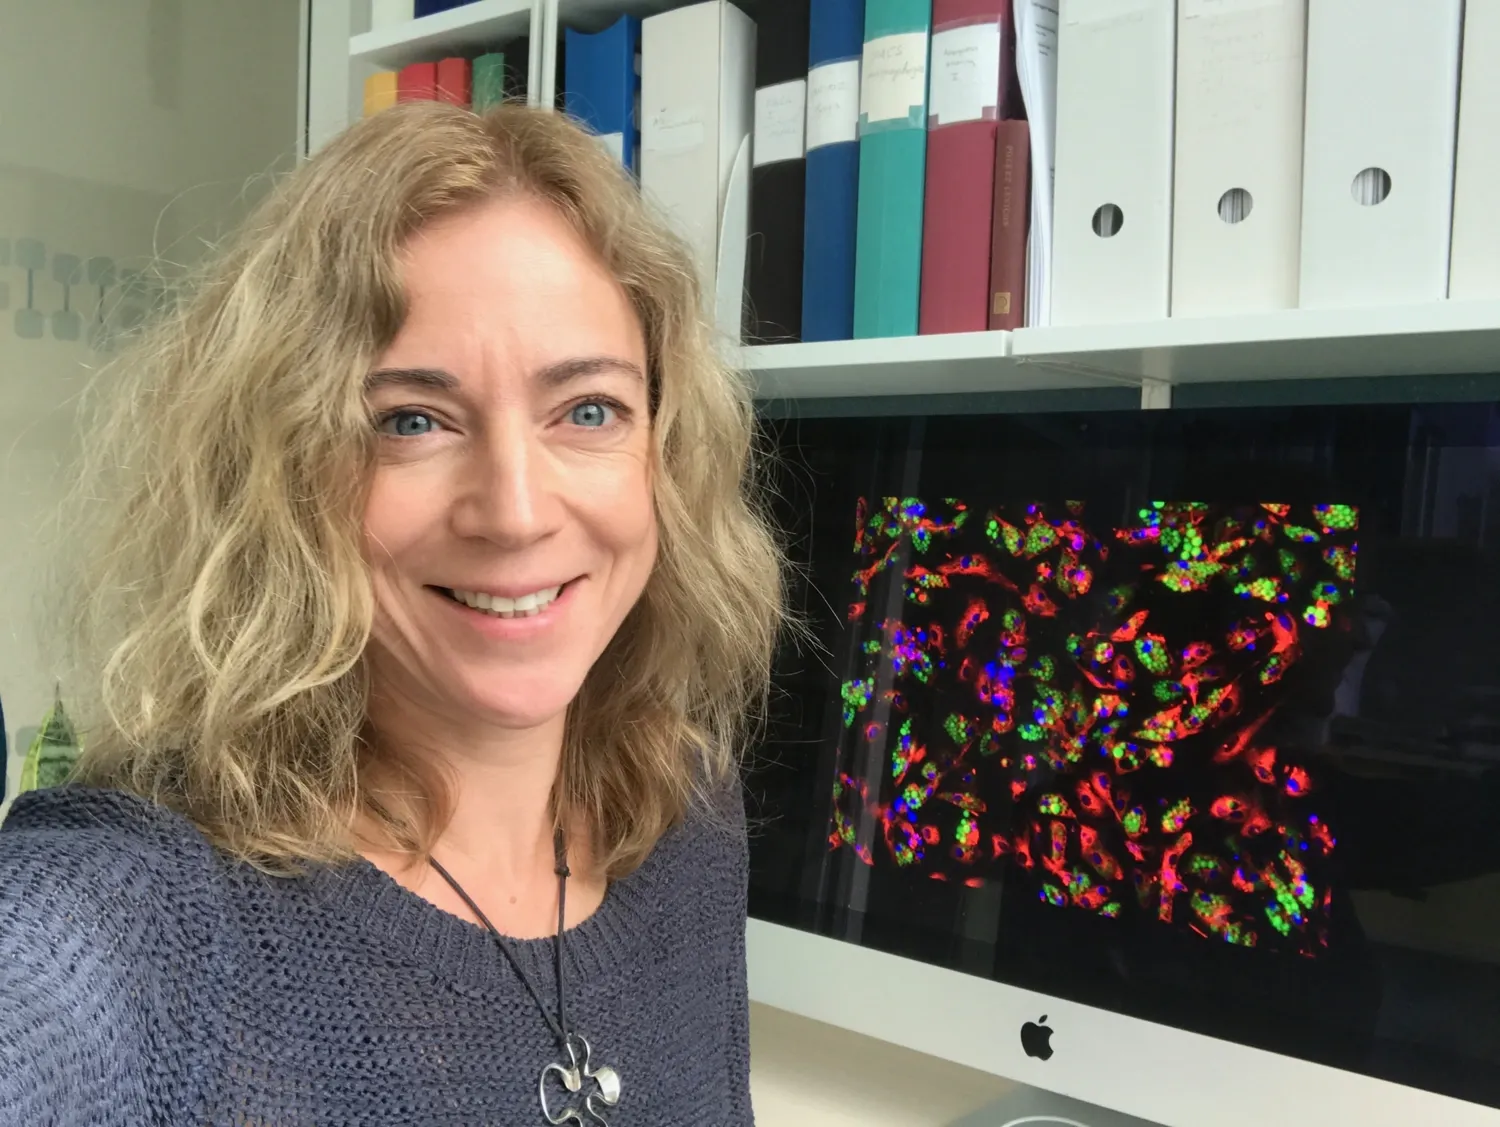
{"left": 449, "top": 414, "right": 564, "bottom": 547}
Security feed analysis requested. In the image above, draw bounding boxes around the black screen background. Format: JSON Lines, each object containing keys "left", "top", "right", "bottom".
{"left": 747, "top": 402, "right": 1500, "bottom": 1108}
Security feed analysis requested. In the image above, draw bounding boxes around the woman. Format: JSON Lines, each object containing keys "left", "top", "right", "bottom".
{"left": 0, "top": 101, "right": 782, "bottom": 1125}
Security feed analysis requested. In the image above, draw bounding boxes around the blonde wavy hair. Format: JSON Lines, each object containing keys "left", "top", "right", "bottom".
{"left": 65, "top": 101, "right": 783, "bottom": 877}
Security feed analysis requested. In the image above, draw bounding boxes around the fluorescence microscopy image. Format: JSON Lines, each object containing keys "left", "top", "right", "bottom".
{"left": 829, "top": 498, "right": 1359, "bottom": 955}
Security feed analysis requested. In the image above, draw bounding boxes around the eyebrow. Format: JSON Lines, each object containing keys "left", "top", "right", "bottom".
{"left": 535, "top": 356, "right": 646, "bottom": 388}
{"left": 363, "top": 356, "right": 644, "bottom": 395}
{"left": 363, "top": 367, "right": 459, "bottom": 393}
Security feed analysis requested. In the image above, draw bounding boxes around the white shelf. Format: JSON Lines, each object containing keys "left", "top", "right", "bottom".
{"left": 742, "top": 302, "right": 1500, "bottom": 400}
{"left": 1010, "top": 301, "right": 1500, "bottom": 386}
{"left": 350, "top": 0, "right": 533, "bottom": 69}
{"left": 743, "top": 330, "right": 1121, "bottom": 400}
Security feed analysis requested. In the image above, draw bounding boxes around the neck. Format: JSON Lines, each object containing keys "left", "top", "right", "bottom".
{"left": 365, "top": 684, "right": 570, "bottom": 884}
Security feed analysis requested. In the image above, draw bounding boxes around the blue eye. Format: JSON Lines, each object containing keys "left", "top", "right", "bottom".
{"left": 570, "top": 401, "right": 614, "bottom": 428}
{"left": 379, "top": 410, "right": 437, "bottom": 437}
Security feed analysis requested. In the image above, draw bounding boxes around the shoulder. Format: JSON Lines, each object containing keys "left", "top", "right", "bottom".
{"left": 0, "top": 785, "right": 223, "bottom": 942}
{"left": 0, "top": 788, "right": 228, "bottom": 1115}
{"left": 647, "top": 772, "right": 748, "bottom": 905}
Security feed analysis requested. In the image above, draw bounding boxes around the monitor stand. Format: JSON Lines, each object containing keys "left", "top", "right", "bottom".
{"left": 951, "top": 1086, "right": 1165, "bottom": 1127}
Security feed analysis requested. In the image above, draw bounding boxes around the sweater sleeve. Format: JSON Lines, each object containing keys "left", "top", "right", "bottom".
{"left": 0, "top": 825, "right": 180, "bottom": 1124}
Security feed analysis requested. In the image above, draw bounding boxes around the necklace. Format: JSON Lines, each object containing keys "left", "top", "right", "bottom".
{"left": 428, "top": 830, "right": 622, "bottom": 1126}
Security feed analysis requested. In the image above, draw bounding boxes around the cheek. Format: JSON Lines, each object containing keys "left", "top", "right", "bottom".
{"left": 362, "top": 468, "right": 429, "bottom": 564}
{"left": 581, "top": 456, "right": 657, "bottom": 557}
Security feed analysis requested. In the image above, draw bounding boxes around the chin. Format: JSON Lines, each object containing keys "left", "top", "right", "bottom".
{"left": 450, "top": 667, "right": 585, "bottom": 731}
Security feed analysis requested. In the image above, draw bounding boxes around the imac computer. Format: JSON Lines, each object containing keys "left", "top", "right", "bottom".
{"left": 745, "top": 399, "right": 1500, "bottom": 1126}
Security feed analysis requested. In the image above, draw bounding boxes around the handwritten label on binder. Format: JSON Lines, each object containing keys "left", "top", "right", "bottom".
{"left": 754, "top": 79, "right": 808, "bottom": 167}
{"left": 928, "top": 22, "right": 1002, "bottom": 125}
{"left": 860, "top": 32, "right": 929, "bottom": 125}
{"left": 643, "top": 107, "right": 705, "bottom": 155}
{"left": 807, "top": 59, "right": 860, "bottom": 149}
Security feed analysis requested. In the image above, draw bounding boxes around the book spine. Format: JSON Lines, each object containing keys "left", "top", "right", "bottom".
{"left": 397, "top": 62, "right": 438, "bottom": 103}
{"left": 918, "top": 1, "right": 1010, "bottom": 335}
{"left": 852, "top": 0, "right": 932, "bottom": 339}
{"left": 436, "top": 57, "right": 472, "bottom": 106}
{"left": 746, "top": 0, "right": 812, "bottom": 342}
{"left": 472, "top": 53, "right": 506, "bottom": 111}
{"left": 363, "top": 72, "right": 399, "bottom": 117}
{"left": 987, "top": 117, "right": 1029, "bottom": 330}
{"left": 800, "top": 0, "right": 864, "bottom": 342}
{"left": 642, "top": 1, "right": 733, "bottom": 299}
{"left": 563, "top": 16, "right": 642, "bottom": 172}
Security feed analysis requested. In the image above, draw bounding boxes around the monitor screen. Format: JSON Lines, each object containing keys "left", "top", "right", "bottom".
{"left": 748, "top": 401, "right": 1500, "bottom": 1110}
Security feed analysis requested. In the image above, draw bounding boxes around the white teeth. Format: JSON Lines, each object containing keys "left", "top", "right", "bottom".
{"left": 449, "top": 585, "right": 562, "bottom": 619}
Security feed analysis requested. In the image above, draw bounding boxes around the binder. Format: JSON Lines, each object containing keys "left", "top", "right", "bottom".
{"left": 436, "top": 57, "right": 472, "bottom": 107}
{"left": 564, "top": 15, "right": 643, "bottom": 172}
{"left": 988, "top": 117, "right": 1030, "bottom": 330}
{"left": 1299, "top": 0, "right": 1463, "bottom": 309}
{"left": 919, "top": 0, "right": 1012, "bottom": 335}
{"left": 1449, "top": 0, "right": 1500, "bottom": 300}
{"left": 745, "top": 0, "right": 811, "bottom": 342}
{"left": 1051, "top": 0, "right": 1176, "bottom": 326}
{"left": 363, "top": 72, "right": 399, "bottom": 117}
{"left": 640, "top": 1, "right": 757, "bottom": 306}
{"left": 397, "top": 61, "right": 438, "bottom": 103}
{"left": 801, "top": 0, "right": 865, "bottom": 342}
{"left": 472, "top": 53, "right": 506, "bottom": 112}
{"left": 1171, "top": 0, "right": 1304, "bottom": 317}
{"left": 853, "top": 0, "right": 933, "bottom": 339}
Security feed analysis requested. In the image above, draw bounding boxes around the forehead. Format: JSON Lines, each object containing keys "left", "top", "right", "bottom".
{"left": 376, "top": 195, "right": 646, "bottom": 390}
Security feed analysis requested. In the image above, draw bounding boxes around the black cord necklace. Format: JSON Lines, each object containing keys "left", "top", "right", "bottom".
{"left": 427, "top": 829, "right": 622, "bottom": 1126}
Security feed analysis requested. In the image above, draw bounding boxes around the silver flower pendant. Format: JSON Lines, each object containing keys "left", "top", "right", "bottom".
{"left": 540, "top": 1034, "right": 622, "bottom": 1125}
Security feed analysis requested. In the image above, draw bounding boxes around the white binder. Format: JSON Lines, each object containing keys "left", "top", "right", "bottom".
{"left": 1170, "top": 0, "right": 1305, "bottom": 318}
{"left": 1051, "top": 0, "right": 1176, "bottom": 327}
{"left": 1450, "top": 0, "right": 1500, "bottom": 300}
{"left": 640, "top": 1, "right": 756, "bottom": 309}
{"left": 1298, "top": 0, "right": 1463, "bottom": 309}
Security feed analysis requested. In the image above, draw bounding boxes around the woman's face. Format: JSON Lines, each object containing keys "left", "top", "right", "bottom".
{"left": 362, "top": 195, "right": 656, "bottom": 736}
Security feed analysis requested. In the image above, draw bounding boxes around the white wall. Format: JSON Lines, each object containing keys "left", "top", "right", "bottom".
{"left": 0, "top": 0, "right": 302, "bottom": 792}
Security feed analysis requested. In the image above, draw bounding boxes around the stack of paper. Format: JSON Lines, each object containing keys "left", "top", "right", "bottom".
{"left": 1014, "top": 0, "right": 1057, "bottom": 328}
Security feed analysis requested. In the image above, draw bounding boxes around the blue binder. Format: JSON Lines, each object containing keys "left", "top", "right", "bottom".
{"left": 414, "top": 0, "right": 475, "bottom": 16}
{"left": 564, "top": 15, "right": 643, "bottom": 174}
{"left": 801, "top": 0, "right": 865, "bottom": 342}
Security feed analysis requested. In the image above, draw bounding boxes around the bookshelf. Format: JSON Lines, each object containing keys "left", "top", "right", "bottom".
{"left": 349, "top": 0, "right": 534, "bottom": 69}
{"left": 746, "top": 329, "right": 1079, "bottom": 399}
{"left": 309, "top": 0, "right": 1500, "bottom": 410}
{"left": 749, "top": 301, "right": 1500, "bottom": 402}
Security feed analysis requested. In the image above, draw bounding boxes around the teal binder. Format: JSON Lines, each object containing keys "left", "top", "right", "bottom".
{"left": 852, "top": 0, "right": 932, "bottom": 339}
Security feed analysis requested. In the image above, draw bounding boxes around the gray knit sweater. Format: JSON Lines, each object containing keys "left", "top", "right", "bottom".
{"left": 0, "top": 786, "right": 754, "bottom": 1125}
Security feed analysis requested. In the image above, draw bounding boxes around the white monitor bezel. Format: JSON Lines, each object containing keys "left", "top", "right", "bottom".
{"left": 746, "top": 919, "right": 1500, "bottom": 1127}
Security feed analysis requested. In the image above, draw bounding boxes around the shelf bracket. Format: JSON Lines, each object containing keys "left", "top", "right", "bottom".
{"left": 1140, "top": 378, "right": 1172, "bottom": 410}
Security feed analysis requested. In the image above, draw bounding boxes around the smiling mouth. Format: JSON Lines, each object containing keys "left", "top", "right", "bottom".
{"left": 434, "top": 583, "right": 567, "bottom": 619}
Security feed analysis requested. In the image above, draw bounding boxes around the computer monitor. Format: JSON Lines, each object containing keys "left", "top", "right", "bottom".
{"left": 746, "top": 400, "right": 1500, "bottom": 1127}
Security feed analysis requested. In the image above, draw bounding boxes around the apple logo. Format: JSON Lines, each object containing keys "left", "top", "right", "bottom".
{"left": 1020, "top": 1015, "right": 1055, "bottom": 1061}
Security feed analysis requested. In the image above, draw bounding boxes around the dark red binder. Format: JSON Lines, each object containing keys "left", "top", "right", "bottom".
{"left": 918, "top": 0, "right": 1016, "bottom": 336}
